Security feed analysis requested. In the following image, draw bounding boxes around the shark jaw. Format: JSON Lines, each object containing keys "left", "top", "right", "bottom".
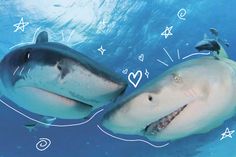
{"left": 144, "top": 104, "right": 188, "bottom": 135}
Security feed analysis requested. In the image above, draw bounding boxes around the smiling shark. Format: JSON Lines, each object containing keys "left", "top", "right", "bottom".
{"left": 0, "top": 31, "right": 127, "bottom": 119}
{"left": 103, "top": 45, "right": 236, "bottom": 141}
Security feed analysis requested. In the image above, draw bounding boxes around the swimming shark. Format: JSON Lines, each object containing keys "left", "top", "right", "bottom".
{"left": 103, "top": 44, "right": 236, "bottom": 141}
{"left": 0, "top": 31, "right": 127, "bottom": 119}
{"left": 195, "top": 28, "right": 229, "bottom": 58}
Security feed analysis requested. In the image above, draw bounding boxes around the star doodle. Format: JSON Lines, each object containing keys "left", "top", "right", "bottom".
{"left": 161, "top": 26, "right": 173, "bottom": 39}
{"left": 220, "top": 127, "right": 235, "bottom": 140}
{"left": 13, "top": 17, "right": 29, "bottom": 32}
{"left": 97, "top": 45, "right": 106, "bottom": 55}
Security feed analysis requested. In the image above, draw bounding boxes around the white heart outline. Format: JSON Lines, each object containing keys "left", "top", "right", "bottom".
{"left": 122, "top": 68, "right": 128, "bottom": 74}
{"left": 128, "top": 70, "right": 142, "bottom": 88}
{"left": 138, "top": 54, "right": 144, "bottom": 62}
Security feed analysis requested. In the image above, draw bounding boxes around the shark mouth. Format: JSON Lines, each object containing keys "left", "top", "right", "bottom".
{"left": 144, "top": 104, "right": 188, "bottom": 134}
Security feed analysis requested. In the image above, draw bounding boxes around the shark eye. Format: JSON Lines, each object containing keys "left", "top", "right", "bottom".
{"left": 24, "top": 49, "right": 31, "bottom": 62}
{"left": 172, "top": 73, "right": 182, "bottom": 83}
{"left": 148, "top": 95, "right": 153, "bottom": 102}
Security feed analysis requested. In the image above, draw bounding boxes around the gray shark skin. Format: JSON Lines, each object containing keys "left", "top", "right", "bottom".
{"left": 103, "top": 56, "right": 236, "bottom": 142}
{"left": 0, "top": 31, "right": 127, "bottom": 119}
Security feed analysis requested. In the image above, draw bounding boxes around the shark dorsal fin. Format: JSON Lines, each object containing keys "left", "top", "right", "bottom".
{"left": 203, "top": 33, "right": 208, "bottom": 39}
{"left": 36, "top": 31, "right": 48, "bottom": 44}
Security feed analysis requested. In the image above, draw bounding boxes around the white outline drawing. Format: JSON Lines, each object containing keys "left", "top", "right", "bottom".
{"left": 13, "top": 66, "right": 20, "bottom": 76}
{"left": 61, "top": 31, "right": 65, "bottom": 41}
{"left": 177, "top": 49, "right": 180, "bottom": 60}
{"left": 36, "top": 138, "right": 51, "bottom": 151}
{"left": 182, "top": 52, "right": 211, "bottom": 60}
{"left": 156, "top": 48, "right": 175, "bottom": 67}
{"left": 97, "top": 45, "right": 106, "bottom": 55}
{"left": 122, "top": 68, "right": 128, "bottom": 75}
{"left": 138, "top": 54, "right": 144, "bottom": 62}
{"left": 128, "top": 70, "right": 142, "bottom": 88}
{"left": 163, "top": 48, "right": 174, "bottom": 62}
{"left": 67, "top": 29, "right": 75, "bottom": 42}
{"left": 156, "top": 59, "right": 169, "bottom": 67}
{"left": 161, "top": 26, "right": 173, "bottom": 39}
{"left": 97, "top": 125, "right": 169, "bottom": 148}
{"left": 220, "top": 127, "right": 235, "bottom": 140}
{"left": 144, "top": 69, "right": 149, "bottom": 78}
{"left": 177, "top": 8, "right": 187, "bottom": 20}
{"left": 9, "top": 27, "right": 41, "bottom": 50}
{"left": 156, "top": 48, "right": 211, "bottom": 67}
{"left": 13, "top": 17, "right": 29, "bottom": 32}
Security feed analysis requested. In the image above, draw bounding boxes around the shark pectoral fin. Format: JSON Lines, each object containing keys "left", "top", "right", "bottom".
{"left": 24, "top": 123, "right": 37, "bottom": 132}
{"left": 38, "top": 116, "right": 57, "bottom": 128}
{"left": 203, "top": 33, "right": 208, "bottom": 39}
{"left": 217, "top": 46, "right": 229, "bottom": 59}
{"left": 36, "top": 31, "right": 48, "bottom": 44}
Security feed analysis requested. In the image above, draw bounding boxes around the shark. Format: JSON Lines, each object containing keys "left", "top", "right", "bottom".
{"left": 102, "top": 41, "right": 236, "bottom": 142}
{"left": 0, "top": 31, "right": 127, "bottom": 119}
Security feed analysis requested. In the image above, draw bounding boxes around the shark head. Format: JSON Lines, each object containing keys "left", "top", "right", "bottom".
{"left": 0, "top": 31, "right": 127, "bottom": 119}
{"left": 195, "top": 39, "right": 220, "bottom": 52}
{"left": 103, "top": 57, "right": 236, "bottom": 141}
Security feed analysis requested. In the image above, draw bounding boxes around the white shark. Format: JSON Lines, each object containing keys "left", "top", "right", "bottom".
{"left": 103, "top": 44, "right": 236, "bottom": 141}
{"left": 0, "top": 31, "right": 127, "bottom": 119}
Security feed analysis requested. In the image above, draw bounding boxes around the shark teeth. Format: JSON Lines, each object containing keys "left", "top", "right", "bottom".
{"left": 144, "top": 104, "right": 188, "bottom": 135}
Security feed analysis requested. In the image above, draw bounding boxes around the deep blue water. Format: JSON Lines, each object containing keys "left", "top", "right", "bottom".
{"left": 0, "top": 0, "right": 236, "bottom": 157}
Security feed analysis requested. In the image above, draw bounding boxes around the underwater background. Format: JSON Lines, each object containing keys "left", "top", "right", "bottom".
{"left": 0, "top": 0, "right": 236, "bottom": 156}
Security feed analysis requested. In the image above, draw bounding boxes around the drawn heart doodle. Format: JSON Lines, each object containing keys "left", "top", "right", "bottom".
{"left": 128, "top": 70, "right": 142, "bottom": 88}
{"left": 122, "top": 68, "right": 128, "bottom": 74}
{"left": 138, "top": 54, "right": 144, "bottom": 62}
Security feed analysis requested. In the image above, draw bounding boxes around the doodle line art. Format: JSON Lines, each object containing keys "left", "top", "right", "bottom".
{"left": 156, "top": 48, "right": 175, "bottom": 67}
{"left": 122, "top": 68, "right": 128, "bottom": 74}
{"left": 0, "top": 98, "right": 104, "bottom": 127}
{"left": 156, "top": 59, "right": 169, "bottom": 67}
{"left": 163, "top": 48, "right": 174, "bottom": 62}
{"left": 97, "top": 125, "right": 169, "bottom": 148}
{"left": 36, "top": 138, "right": 51, "bottom": 151}
{"left": 161, "top": 26, "right": 173, "bottom": 39}
{"left": 177, "top": 49, "right": 180, "bottom": 59}
{"left": 144, "top": 69, "right": 149, "bottom": 78}
{"left": 220, "top": 127, "right": 235, "bottom": 140}
{"left": 128, "top": 70, "right": 142, "bottom": 88}
{"left": 9, "top": 27, "right": 41, "bottom": 50}
{"left": 182, "top": 52, "right": 211, "bottom": 60}
{"left": 67, "top": 29, "right": 75, "bottom": 42}
{"left": 98, "top": 45, "right": 106, "bottom": 55}
{"left": 13, "top": 17, "right": 29, "bottom": 32}
{"left": 157, "top": 48, "right": 211, "bottom": 67}
{"left": 177, "top": 8, "right": 187, "bottom": 20}
{"left": 138, "top": 54, "right": 144, "bottom": 62}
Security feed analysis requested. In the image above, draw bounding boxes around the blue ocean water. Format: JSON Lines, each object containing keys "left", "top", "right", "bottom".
{"left": 0, "top": 0, "right": 236, "bottom": 156}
